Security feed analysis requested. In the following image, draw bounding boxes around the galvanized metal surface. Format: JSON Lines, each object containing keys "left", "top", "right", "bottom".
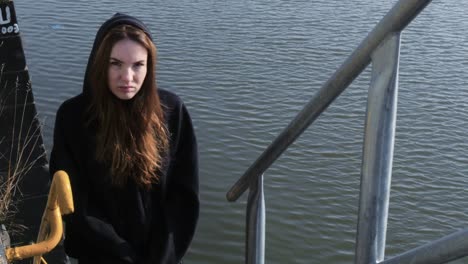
{"left": 0, "top": 225, "right": 9, "bottom": 264}
{"left": 381, "top": 228, "right": 468, "bottom": 264}
{"left": 227, "top": 0, "right": 432, "bottom": 202}
{"left": 0, "top": 248, "right": 6, "bottom": 264}
{"left": 246, "top": 174, "right": 265, "bottom": 264}
{"left": 354, "top": 33, "right": 401, "bottom": 264}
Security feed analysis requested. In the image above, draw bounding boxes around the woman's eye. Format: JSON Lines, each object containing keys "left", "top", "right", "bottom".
{"left": 110, "top": 61, "right": 121, "bottom": 66}
{"left": 132, "top": 63, "right": 145, "bottom": 70}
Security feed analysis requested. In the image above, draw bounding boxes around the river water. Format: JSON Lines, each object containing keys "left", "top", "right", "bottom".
{"left": 12, "top": 0, "right": 468, "bottom": 263}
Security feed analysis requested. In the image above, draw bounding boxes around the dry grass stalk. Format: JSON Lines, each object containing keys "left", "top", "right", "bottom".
{"left": 0, "top": 65, "right": 45, "bottom": 236}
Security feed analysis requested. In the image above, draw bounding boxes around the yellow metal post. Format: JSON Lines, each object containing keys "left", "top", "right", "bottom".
{"left": 5, "top": 170, "right": 74, "bottom": 263}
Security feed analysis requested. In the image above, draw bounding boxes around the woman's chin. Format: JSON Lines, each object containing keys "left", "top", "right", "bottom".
{"left": 112, "top": 91, "right": 137, "bottom": 100}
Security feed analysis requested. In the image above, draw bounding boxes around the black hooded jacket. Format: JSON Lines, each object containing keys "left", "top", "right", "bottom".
{"left": 49, "top": 14, "right": 199, "bottom": 264}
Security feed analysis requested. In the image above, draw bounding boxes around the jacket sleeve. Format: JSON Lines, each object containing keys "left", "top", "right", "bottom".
{"left": 49, "top": 103, "right": 137, "bottom": 263}
{"left": 162, "top": 102, "right": 199, "bottom": 264}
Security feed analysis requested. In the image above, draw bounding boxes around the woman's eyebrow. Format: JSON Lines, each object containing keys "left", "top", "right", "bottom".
{"left": 109, "top": 58, "right": 146, "bottom": 63}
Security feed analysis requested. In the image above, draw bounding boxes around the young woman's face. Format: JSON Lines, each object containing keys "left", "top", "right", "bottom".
{"left": 108, "top": 39, "right": 148, "bottom": 100}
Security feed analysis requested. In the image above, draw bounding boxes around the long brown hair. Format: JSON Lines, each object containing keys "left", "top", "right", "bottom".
{"left": 87, "top": 24, "right": 168, "bottom": 189}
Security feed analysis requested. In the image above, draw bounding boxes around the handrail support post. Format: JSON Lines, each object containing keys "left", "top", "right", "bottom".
{"left": 355, "top": 33, "right": 401, "bottom": 264}
{"left": 246, "top": 174, "right": 265, "bottom": 264}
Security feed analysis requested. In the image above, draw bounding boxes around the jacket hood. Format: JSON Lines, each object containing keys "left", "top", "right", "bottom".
{"left": 82, "top": 13, "right": 153, "bottom": 98}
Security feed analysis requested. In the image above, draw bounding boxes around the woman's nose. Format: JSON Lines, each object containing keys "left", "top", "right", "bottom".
{"left": 121, "top": 67, "right": 133, "bottom": 82}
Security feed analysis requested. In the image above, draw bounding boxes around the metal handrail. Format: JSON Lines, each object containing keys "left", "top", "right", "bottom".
{"left": 226, "top": 0, "right": 432, "bottom": 202}
{"left": 5, "top": 170, "right": 74, "bottom": 263}
{"left": 221, "top": 0, "right": 468, "bottom": 263}
{"left": 381, "top": 228, "right": 468, "bottom": 264}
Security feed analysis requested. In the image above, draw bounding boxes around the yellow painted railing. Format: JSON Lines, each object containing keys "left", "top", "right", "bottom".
{"left": 5, "top": 170, "right": 74, "bottom": 264}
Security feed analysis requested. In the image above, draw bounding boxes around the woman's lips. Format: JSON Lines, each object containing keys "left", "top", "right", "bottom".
{"left": 119, "top": 86, "right": 134, "bottom": 92}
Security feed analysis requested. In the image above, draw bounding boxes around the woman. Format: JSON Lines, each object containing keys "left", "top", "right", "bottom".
{"left": 50, "top": 13, "right": 199, "bottom": 264}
